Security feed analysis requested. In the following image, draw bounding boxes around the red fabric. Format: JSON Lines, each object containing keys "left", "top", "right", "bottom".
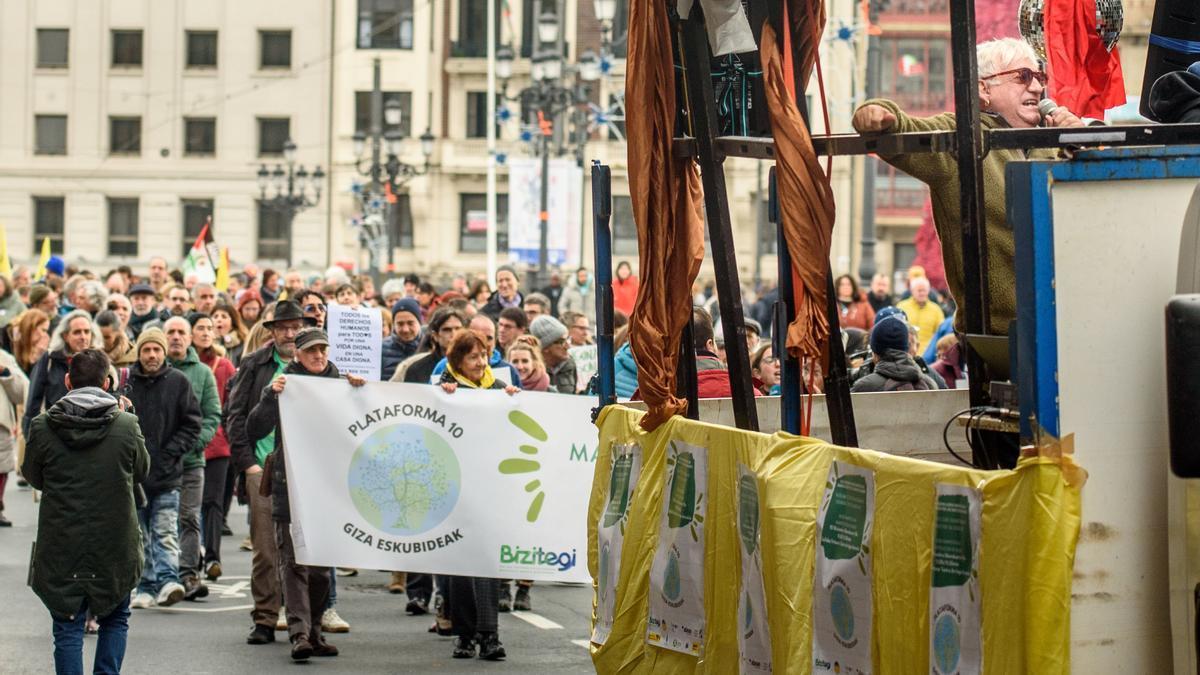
{"left": 200, "top": 350, "right": 236, "bottom": 460}
{"left": 612, "top": 276, "right": 639, "bottom": 317}
{"left": 1044, "top": 0, "right": 1125, "bottom": 119}
{"left": 631, "top": 365, "right": 764, "bottom": 401}
{"left": 913, "top": 199, "right": 948, "bottom": 293}
{"left": 838, "top": 295, "right": 875, "bottom": 332}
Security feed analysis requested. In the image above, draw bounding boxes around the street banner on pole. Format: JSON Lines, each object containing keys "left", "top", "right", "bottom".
{"left": 279, "top": 376, "right": 599, "bottom": 582}
{"left": 508, "top": 157, "right": 583, "bottom": 269}
{"left": 327, "top": 304, "right": 382, "bottom": 381}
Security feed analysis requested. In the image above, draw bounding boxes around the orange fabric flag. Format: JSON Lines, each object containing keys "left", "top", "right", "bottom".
{"left": 626, "top": 0, "right": 706, "bottom": 432}
{"left": 760, "top": 21, "right": 837, "bottom": 363}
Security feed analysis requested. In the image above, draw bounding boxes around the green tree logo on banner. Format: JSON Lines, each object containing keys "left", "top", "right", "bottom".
{"left": 348, "top": 423, "right": 461, "bottom": 536}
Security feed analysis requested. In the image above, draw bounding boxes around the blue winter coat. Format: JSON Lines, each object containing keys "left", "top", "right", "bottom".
{"left": 614, "top": 343, "right": 639, "bottom": 399}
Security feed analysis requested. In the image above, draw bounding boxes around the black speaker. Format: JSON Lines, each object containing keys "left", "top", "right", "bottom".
{"left": 1165, "top": 294, "right": 1200, "bottom": 478}
{"left": 1141, "top": 0, "right": 1200, "bottom": 120}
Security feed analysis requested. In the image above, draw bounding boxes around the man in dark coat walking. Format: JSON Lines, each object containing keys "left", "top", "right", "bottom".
{"left": 124, "top": 327, "right": 203, "bottom": 609}
{"left": 23, "top": 349, "right": 149, "bottom": 675}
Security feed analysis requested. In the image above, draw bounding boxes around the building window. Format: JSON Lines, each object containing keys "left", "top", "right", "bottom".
{"left": 880, "top": 37, "right": 950, "bottom": 114}
{"left": 611, "top": 195, "right": 638, "bottom": 256}
{"left": 37, "top": 29, "right": 69, "bottom": 68}
{"left": 354, "top": 92, "right": 411, "bottom": 137}
{"left": 611, "top": 0, "right": 629, "bottom": 58}
{"left": 606, "top": 93, "right": 626, "bottom": 141}
{"left": 108, "top": 198, "right": 139, "bottom": 257}
{"left": 184, "top": 118, "right": 216, "bottom": 155}
{"left": 459, "top": 193, "right": 508, "bottom": 253}
{"left": 257, "top": 117, "right": 290, "bottom": 156}
{"left": 465, "top": 91, "right": 500, "bottom": 139}
{"left": 259, "top": 30, "right": 292, "bottom": 68}
{"left": 357, "top": 0, "right": 414, "bottom": 49}
{"left": 111, "top": 30, "right": 143, "bottom": 67}
{"left": 893, "top": 242, "right": 917, "bottom": 276}
{"left": 182, "top": 200, "right": 214, "bottom": 258}
{"left": 392, "top": 193, "right": 414, "bottom": 249}
{"left": 186, "top": 31, "right": 218, "bottom": 68}
{"left": 257, "top": 201, "right": 290, "bottom": 261}
{"left": 109, "top": 117, "right": 141, "bottom": 155}
{"left": 33, "top": 197, "right": 65, "bottom": 255}
{"left": 456, "top": 0, "right": 500, "bottom": 57}
{"left": 34, "top": 115, "right": 67, "bottom": 156}
{"left": 874, "top": 159, "right": 928, "bottom": 212}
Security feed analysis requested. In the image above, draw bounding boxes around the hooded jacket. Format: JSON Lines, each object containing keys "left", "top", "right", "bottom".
{"left": 480, "top": 290, "right": 524, "bottom": 321}
{"left": 559, "top": 272, "right": 597, "bottom": 324}
{"left": 125, "top": 362, "right": 203, "bottom": 496}
{"left": 850, "top": 349, "right": 937, "bottom": 392}
{"left": 23, "top": 387, "right": 150, "bottom": 620}
{"left": 23, "top": 349, "right": 72, "bottom": 437}
{"left": 168, "top": 346, "right": 221, "bottom": 471}
{"left": 1148, "top": 69, "right": 1200, "bottom": 123}
{"left": 614, "top": 342, "right": 639, "bottom": 399}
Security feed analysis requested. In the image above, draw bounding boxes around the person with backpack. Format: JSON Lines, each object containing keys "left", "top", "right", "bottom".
{"left": 851, "top": 315, "right": 938, "bottom": 392}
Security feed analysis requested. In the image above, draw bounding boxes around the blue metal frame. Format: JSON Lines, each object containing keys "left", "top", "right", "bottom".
{"left": 1010, "top": 145, "right": 1200, "bottom": 439}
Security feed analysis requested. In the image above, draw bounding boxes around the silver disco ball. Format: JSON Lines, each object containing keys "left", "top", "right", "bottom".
{"left": 1019, "top": 0, "right": 1123, "bottom": 60}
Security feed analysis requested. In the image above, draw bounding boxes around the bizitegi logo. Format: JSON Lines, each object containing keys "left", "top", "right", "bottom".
{"left": 499, "top": 544, "right": 577, "bottom": 572}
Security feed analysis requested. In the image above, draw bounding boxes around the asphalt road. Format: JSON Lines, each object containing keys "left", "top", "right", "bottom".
{"left": 0, "top": 486, "right": 595, "bottom": 674}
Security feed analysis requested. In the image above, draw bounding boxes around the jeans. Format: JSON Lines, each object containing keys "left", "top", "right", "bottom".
{"left": 178, "top": 467, "right": 204, "bottom": 579}
{"left": 202, "top": 457, "right": 229, "bottom": 565}
{"left": 51, "top": 597, "right": 130, "bottom": 675}
{"left": 326, "top": 573, "right": 337, "bottom": 610}
{"left": 136, "top": 489, "right": 181, "bottom": 595}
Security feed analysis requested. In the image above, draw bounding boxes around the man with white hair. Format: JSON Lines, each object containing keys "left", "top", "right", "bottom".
{"left": 852, "top": 38, "right": 1084, "bottom": 335}
{"left": 192, "top": 283, "right": 218, "bottom": 315}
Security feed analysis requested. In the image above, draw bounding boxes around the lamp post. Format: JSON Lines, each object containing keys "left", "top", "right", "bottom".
{"left": 352, "top": 57, "right": 435, "bottom": 283}
{"left": 495, "top": 3, "right": 612, "bottom": 292}
{"left": 257, "top": 139, "right": 324, "bottom": 267}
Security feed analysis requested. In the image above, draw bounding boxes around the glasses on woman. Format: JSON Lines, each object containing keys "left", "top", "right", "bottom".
{"left": 980, "top": 67, "right": 1047, "bottom": 87}
{"left": 303, "top": 304, "right": 326, "bottom": 313}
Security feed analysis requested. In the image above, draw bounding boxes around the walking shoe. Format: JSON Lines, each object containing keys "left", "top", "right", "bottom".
{"left": 204, "top": 560, "right": 222, "bottom": 581}
{"left": 498, "top": 586, "right": 513, "bottom": 613}
{"left": 321, "top": 608, "right": 350, "bottom": 633}
{"left": 428, "top": 620, "right": 454, "bottom": 636}
{"left": 290, "top": 634, "right": 314, "bottom": 661}
{"left": 183, "top": 576, "right": 209, "bottom": 601}
{"left": 16, "top": 477, "right": 28, "bottom": 488}
{"left": 310, "top": 636, "right": 339, "bottom": 657}
{"left": 276, "top": 609, "right": 288, "bottom": 631}
{"left": 335, "top": 567, "right": 358, "bottom": 577}
{"left": 405, "top": 596, "right": 429, "bottom": 615}
{"left": 221, "top": 521, "right": 233, "bottom": 536}
{"left": 246, "top": 624, "right": 275, "bottom": 645}
{"left": 451, "top": 636, "right": 476, "bottom": 659}
{"left": 477, "top": 632, "right": 507, "bottom": 661}
{"left": 156, "top": 582, "right": 185, "bottom": 607}
{"left": 130, "top": 592, "right": 155, "bottom": 609}
{"left": 239, "top": 536, "right": 252, "bottom": 551}
{"left": 513, "top": 585, "right": 531, "bottom": 611}
{"left": 387, "top": 571, "right": 407, "bottom": 594}
{"left": 0, "top": 512, "right": 11, "bottom": 527}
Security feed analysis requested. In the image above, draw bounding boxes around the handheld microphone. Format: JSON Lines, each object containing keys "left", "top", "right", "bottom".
{"left": 1038, "top": 98, "right": 1059, "bottom": 119}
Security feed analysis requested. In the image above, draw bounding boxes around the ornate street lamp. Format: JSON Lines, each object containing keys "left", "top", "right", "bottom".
{"left": 257, "top": 138, "right": 324, "bottom": 265}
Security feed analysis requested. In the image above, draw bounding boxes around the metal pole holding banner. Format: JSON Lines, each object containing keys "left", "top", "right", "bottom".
{"left": 591, "top": 161, "right": 616, "bottom": 410}
{"left": 771, "top": 169, "right": 801, "bottom": 436}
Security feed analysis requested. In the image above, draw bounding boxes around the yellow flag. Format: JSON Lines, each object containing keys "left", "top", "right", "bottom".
{"left": 35, "top": 237, "right": 50, "bottom": 280}
{"left": 0, "top": 226, "right": 11, "bottom": 278}
{"left": 215, "top": 246, "right": 230, "bottom": 292}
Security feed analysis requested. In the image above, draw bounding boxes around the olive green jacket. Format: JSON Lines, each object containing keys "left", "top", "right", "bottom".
{"left": 859, "top": 99, "right": 1058, "bottom": 335}
{"left": 169, "top": 347, "right": 221, "bottom": 470}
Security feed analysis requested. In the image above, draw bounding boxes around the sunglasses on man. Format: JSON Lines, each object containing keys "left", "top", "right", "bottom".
{"left": 980, "top": 67, "right": 1047, "bottom": 87}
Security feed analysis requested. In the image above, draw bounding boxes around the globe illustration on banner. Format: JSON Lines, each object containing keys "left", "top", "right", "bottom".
{"left": 933, "top": 612, "right": 962, "bottom": 673}
{"left": 347, "top": 423, "right": 461, "bottom": 537}
{"left": 830, "top": 584, "right": 855, "bottom": 642}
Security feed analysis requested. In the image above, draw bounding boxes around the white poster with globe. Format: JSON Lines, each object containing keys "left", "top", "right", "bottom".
{"left": 929, "top": 484, "right": 982, "bottom": 675}
{"left": 592, "top": 442, "right": 643, "bottom": 646}
{"left": 278, "top": 376, "right": 600, "bottom": 582}
{"left": 737, "top": 464, "right": 772, "bottom": 674}
{"left": 646, "top": 440, "right": 707, "bottom": 656}
{"left": 812, "top": 461, "right": 874, "bottom": 675}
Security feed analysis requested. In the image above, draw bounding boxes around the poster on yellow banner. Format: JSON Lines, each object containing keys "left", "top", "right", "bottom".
{"left": 813, "top": 461, "right": 875, "bottom": 675}
{"left": 737, "top": 464, "right": 772, "bottom": 674}
{"left": 593, "top": 442, "right": 643, "bottom": 646}
{"left": 930, "top": 484, "right": 982, "bottom": 675}
{"left": 647, "top": 441, "right": 708, "bottom": 656}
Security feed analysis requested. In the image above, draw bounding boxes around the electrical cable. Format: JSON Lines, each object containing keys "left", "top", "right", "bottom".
{"left": 943, "top": 406, "right": 1010, "bottom": 469}
{"left": 942, "top": 407, "right": 976, "bottom": 467}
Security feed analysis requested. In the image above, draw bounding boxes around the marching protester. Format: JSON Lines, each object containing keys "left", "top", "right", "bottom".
{"left": 247, "top": 326, "right": 366, "bottom": 661}
{"left": 382, "top": 298, "right": 423, "bottom": 381}
{"left": 480, "top": 266, "right": 524, "bottom": 320}
{"left": 395, "top": 307, "right": 465, "bottom": 385}
{"left": 506, "top": 340, "right": 550, "bottom": 392}
{"left": 190, "top": 313, "right": 237, "bottom": 582}
{"left": 96, "top": 310, "right": 136, "bottom": 367}
{"left": 8, "top": 309, "right": 50, "bottom": 377}
{"left": 210, "top": 303, "right": 247, "bottom": 366}
{"left": 124, "top": 327, "right": 203, "bottom": 608}
{"left": 430, "top": 314, "right": 521, "bottom": 386}
{"left": 23, "top": 349, "right": 148, "bottom": 675}
{"left": 497, "top": 307, "right": 529, "bottom": 353}
{"left": 529, "top": 316, "right": 577, "bottom": 395}
{"left": 127, "top": 284, "right": 159, "bottom": 338}
{"left": 24, "top": 310, "right": 102, "bottom": 436}
{"left": 0, "top": 339, "right": 28, "bottom": 526}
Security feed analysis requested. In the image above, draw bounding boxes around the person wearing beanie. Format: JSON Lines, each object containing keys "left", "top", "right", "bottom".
{"left": 382, "top": 298, "right": 423, "bottom": 381}
{"left": 851, "top": 316, "right": 937, "bottom": 392}
{"left": 125, "top": 326, "right": 203, "bottom": 610}
{"left": 528, "top": 316, "right": 575, "bottom": 394}
{"left": 44, "top": 255, "right": 66, "bottom": 281}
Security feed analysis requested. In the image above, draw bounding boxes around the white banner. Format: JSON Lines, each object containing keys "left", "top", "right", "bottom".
{"left": 569, "top": 344, "right": 597, "bottom": 393}
{"left": 507, "top": 157, "right": 583, "bottom": 269}
{"left": 737, "top": 463, "right": 772, "bottom": 673}
{"left": 647, "top": 440, "right": 707, "bottom": 656}
{"left": 327, "top": 304, "right": 382, "bottom": 381}
{"left": 930, "top": 484, "right": 982, "bottom": 675}
{"left": 279, "top": 376, "right": 599, "bottom": 582}
{"left": 592, "top": 442, "right": 643, "bottom": 646}
{"left": 813, "top": 461, "right": 874, "bottom": 675}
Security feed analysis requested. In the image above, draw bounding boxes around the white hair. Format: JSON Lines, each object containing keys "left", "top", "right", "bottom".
{"left": 79, "top": 280, "right": 110, "bottom": 312}
{"left": 977, "top": 38, "right": 1039, "bottom": 82}
{"left": 49, "top": 309, "right": 104, "bottom": 353}
{"left": 380, "top": 278, "right": 405, "bottom": 299}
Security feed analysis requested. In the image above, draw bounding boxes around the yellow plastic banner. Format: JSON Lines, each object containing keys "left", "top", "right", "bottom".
{"left": 588, "top": 406, "right": 1083, "bottom": 674}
